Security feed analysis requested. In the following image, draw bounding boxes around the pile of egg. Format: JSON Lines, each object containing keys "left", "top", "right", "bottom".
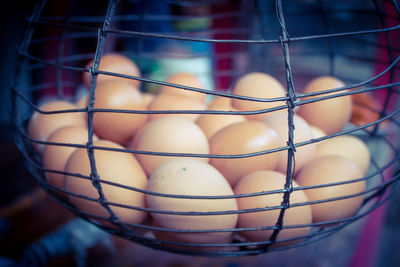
{"left": 28, "top": 52, "right": 374, "bottom": 250}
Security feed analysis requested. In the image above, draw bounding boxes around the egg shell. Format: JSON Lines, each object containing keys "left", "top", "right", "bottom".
{"left": 196, "top": 104, "right": 246, "bottom": 139}
{"left": 159, "top": 72, "right": 207, "bottom": 102}
{"left": 263, "top": 112, "right": 316, "bottom": 174}
{"left": 133, "top": 116, "right": 209, "bottom": 176}
{"left": 141, "top": 92, "right": 155, "bottom": 108}
{"left": 314, "top": 135, "right": 370, "bottom": 174}
{"left": 350, "top": 92, "right": 385, "bottom": 130}
{"left": 148, "top": 93, "right": 206, "bottom": 121}
{"left": 76, "top": 94, "right": 89, "bottom": 109}
{"left": 297, "top": 76, "right": 352, "bottom": 135}
{"left": 209, "top": 120, "right": 280, "bottom": 187}
{"left": 28, "top": 100, "right": 86, "bottom": 154}
{"left": 231, "top": 72, "right": 287, "bottom": 120}
{"left": 75, "top": 94, "right": 89, "bottom": 122}
{"left": 43, "top": 126, "right": 98, "bottom": 196}
{"left": 146, "top": 158, "right": 238, "bottom": 244}
{"left": 128, "top": 123, "right": 148, "bottom": 152}
{"left": 90, "top": 80, "right": 148, "bottom": 145}
{"left": 207, "top": 96, "right": 233, "bottom": 110}
{"left": 83, "top": 53, "right": 141, "bottom": 89}
{"left": 310, "top": 125, "right": 327, "bottom": 139}
{"left": 295, "top": 155, "right": 365, "bottom": 223}
{"left": 64, "top": 140, "right": 148, "bottom": 226}
{"left": 234, "top": 170, "right": 312, "bottom": 244}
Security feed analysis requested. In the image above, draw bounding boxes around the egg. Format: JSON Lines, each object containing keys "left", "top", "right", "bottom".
{"left": 64, "top": 140, "right": 147, "bottom": 226}
{"left": 234, "top": 170, "right": 312, "bottom": 244}
{"left": 263, "top": 112, "right": 316, "bottom": 174}
{"left": 90, "top": 80, "right": 148, "bottom": 145}
{"left": 209, "top": 121, "right": 279, "bottom": 187}
{"left": 159, "top": 72, "right": 207, "bottom": 102}
{"left": 196, "top": 104, "right": 246, "bottom": 139}
{"left": 148, "top": 93, "right": 206, "bottom": 121}
{"left": 132, "top": 117, "right": 209, "bottom": 175}
{"left": 28, "top": 100, "right": 86, "bottom": 153}
{"left": 146, "top": 158, "right": 238, "bottom": 244}
{"left": 295, "top": 155, "right": 365, "bottom": 223}
{"left": 208, "top": 96, "right": 233, "bottom": 110}
{"left": 42, "top": 126, "right": 98, "bottom": 195}
{"left": 231, "top": 72, "right": 287, "bottom": 120}
{"left": 314, "top": 135, "right": 370, "bottom": 174}
{"left": 76, "top": 93, "right": 89, "bottom": 109}
{"left": 141, "top": 92, "right": 155, "bottom": 107}
{"left": 310, "top": 125, "right": 327, "bottom": 139}
{"left": 297, "top": 76, "right": 352, "bottom": 134}
{"left": 128, "top": 124, "right": 147, "bottom": 152}
{"left": 83, "top": 53, "right": 141, "bottom": 89}
{"left": 350, "top": 91, "right": 383, "bottom": 129}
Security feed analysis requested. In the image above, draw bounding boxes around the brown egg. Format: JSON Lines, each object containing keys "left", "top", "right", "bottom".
{"left": 159, "top": 72, "right": 206, "bottom": 102}
{"left": 263, "top": 112, "right": 316, "bottom": 174}
{"left": 297, "top": 76, "right": 352, "bottom": 135}
{"left": 127, "top": 123, "right": 148, "bottom": 152}
{"left": 314, "top": 135, "right": 370, "bottom": 174}
{"left": 207, "top": 96, "right": 233, "bottom": 110}
{"left": 75, "top": 94, "right": 89, "bottom": 123}
{"left": 28, "top": 100, "right": 86, "bottom": 154}
{"left": 209, "top": 121, "right": 279, "bottom": 187}
{"left": 64, "top": 140, "right": 147, "bottom": 226}
{"left": 133, "top": 117, "right": 209, "bottom": 175}
{"left": 90, "top": 80, "right": 148, "bottom": 145}
{"left": 350, "top": 91, "right": 382, "bottom": 128}
{"left": 76, "top": 94, "right": 89, "bottom": 109}
{"left": 231, "top": 72, "right": 286, "bottom": 120}
{"left": 148, "top": 93, "right": 206, "bottom": 121}
{"left": 43, "top": 126, "right": 98, "bottom": 195}
{"left": 295, "top": 155, "right": 365, "bottom": 223}
{"left": 83, "top": 53, "right": 141, "bottom": 89}
{"left": 146, "top": 158, "right": 238, "bottom": 244}
{"left": 234, "top": 170, "right": 312, "bottom": 244}
{"left": 141, "top": 92, "right": 155, "bottom": 108}
{"left": 310, "top": 125, "right": 327, "bottom": 139}
{"left": 196, "top": 104, "right": 246, "bottom": 139}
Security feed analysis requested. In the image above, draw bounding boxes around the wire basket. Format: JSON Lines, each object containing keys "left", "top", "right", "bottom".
{"left": 11, "top": 0, "right": 400, "bottom": 257}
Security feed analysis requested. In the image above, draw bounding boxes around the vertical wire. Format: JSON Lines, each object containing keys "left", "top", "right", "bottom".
{"left": 55, "top": 9, "right": 71, "bottom": 99}
{"left": 318, "top": 0, "right": 335, "bottom": 76}
{"left": 251, "top": 0, "right": 263, "bottom": 72}
{"left": 371, "top": 0, "right": 396, "bottom": 136}
{"left": 11, "top": 0, "right": 48, "bottom": 160}
{"left": 393, "top": 0, "right": 400, "bottom": 16}
{"left": 373, "top": 0, "right": 400, "bottom": 208}
{"left": 369, "top": 0, "right": 400, "bottom": 210}
{"left": 136, "top": 0, "right": 148, "bottom": 72}
{"left": 262, "top": 0, "right": 297, "bottom": 252}
{"left": 12, "top": 0, "right": 49, "bottom": 113}
{"left": 255, "top": 0, "right": 269, "bottom": 73}
{"left": 85, "top": 0, "right": 127, "bottom": 230}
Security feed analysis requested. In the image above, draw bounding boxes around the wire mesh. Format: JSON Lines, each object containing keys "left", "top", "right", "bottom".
{"left": 10, "top": 0, "right": 400, "bottom": 257}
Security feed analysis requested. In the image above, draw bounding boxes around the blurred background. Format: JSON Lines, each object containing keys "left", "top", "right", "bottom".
{"left": 1, "top": 0, "right": 400, "bottom": 266}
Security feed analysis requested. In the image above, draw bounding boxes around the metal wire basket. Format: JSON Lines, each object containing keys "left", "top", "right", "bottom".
{"left": 11, "top": 0, "right": 400, "bottom": 257}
